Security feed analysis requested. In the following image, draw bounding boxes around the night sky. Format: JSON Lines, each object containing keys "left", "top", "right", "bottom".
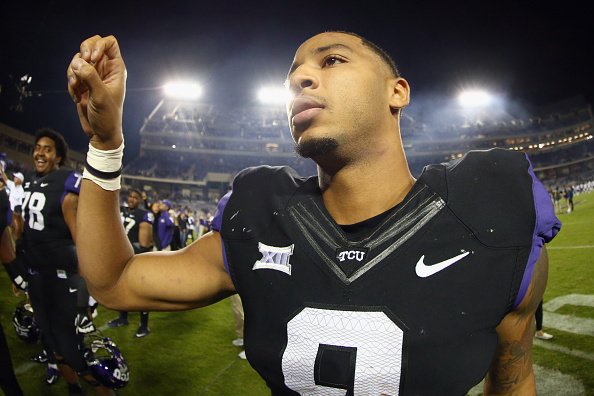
{"left": 1, "top": 1, "right": 592, "bottom": 161}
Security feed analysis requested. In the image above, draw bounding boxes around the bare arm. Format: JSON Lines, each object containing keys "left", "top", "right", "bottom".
{"left": 138, "top": 221, "right": 153, "bottom": 249}
{"left": 0, "top": 226, "right": 16, "bottom": 264}
{"left": 484, "top": 247, "right": 549, "bottom": 395}
{"left": 0, "top": 167, "right": 8, "bottom": 184}
{"left": 68, "top": 35, "right": 235, "bottom": 311}
{"left": 62, "top": 192, "right": 78, "bottom": 244}
{"left": 10, "top": 213, "right": 23, "bottom": 240}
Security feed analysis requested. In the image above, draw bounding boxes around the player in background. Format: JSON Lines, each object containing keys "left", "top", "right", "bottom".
{"left": 0, "top": 168, "right": 25, "bottom": 217}
{"left": 21, "top": 129, "right": 114, "bottom": 395}
{"left": 108, "top": 188, "right": 154, "bottom": 338}
{"left": 157, "top": 200, "right": 174, "bottom": 251}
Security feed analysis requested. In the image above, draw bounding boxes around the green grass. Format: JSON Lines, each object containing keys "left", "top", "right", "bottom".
{"left": 1, "top": 191, "right": 593, "bottom": 395}
{"left": 0, "top": 294, "right": 268, "bottom": 395}
{"left": 537, "top": 190, "right": 594, "bottom": 396}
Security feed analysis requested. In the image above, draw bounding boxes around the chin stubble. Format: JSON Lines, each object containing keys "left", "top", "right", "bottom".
{"left": 295, "top": 137, "right": 339, "bottom": 158}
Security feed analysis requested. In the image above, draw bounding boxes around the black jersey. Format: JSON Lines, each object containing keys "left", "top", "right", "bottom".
{"left": 22, "top": 169, "right": 81, "bottom": 272}
{"left": 120, "top": 205, "right": 154, "bottom": 253}
{"left": 212, "top": 148, "right": 561, "bottom": 395}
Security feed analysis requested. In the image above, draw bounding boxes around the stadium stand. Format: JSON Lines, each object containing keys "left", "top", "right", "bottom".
{"left": 122, "top": 95, "right": 593, "bottom": 196}
{"left": 1, "top": 95, "right": 592, "bottom": 207}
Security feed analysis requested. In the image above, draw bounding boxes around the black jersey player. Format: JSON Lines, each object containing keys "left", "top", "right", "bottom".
{"left": 21, "top": 129, "right": 115, "bottom": 395}
{"left": 108, "top": 188, "right": 154, "bottom": 337}
{"left": 69, "top": 32, "right": 560, "bottom": 395}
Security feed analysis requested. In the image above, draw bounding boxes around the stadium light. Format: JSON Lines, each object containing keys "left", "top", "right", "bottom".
{"left": 457, "top": 89, "right": 493, "bottom": 108}
{"left": 163, "top": 81, "right": 203, "bottom": 100}
{"left": 257, "top": 86, "right": 291, "bottom": 105}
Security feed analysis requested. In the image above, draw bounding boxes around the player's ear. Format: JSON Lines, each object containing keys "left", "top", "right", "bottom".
{"left": 388, "top": 77, "right": 410, "bottom": 111}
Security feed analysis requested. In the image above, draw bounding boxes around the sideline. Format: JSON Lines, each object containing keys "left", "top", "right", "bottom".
{"left": 468, "top": 364, "right": 585, "bottom": 396}
{"left": 547, "top": 245, "right": 594, "bottom": 250}
{"left": 534, "top": 339, "right": 594, "bottom": 362}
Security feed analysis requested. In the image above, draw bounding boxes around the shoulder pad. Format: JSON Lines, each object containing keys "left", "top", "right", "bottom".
{"left": 219, "top": 166, "right": 310, "bottom": 240}
{"left": 446, "top": 149, "right": 535, "bottom": 247}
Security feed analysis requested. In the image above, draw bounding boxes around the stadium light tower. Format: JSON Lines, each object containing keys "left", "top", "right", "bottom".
{"left": 163, "top": 81, "right": 203, "bottom": 100}
{"left": 457, "top": 89, "right": 493, "bottom": 109}
{"left": 257, "top": 86, "right": 291, "bottom": 105}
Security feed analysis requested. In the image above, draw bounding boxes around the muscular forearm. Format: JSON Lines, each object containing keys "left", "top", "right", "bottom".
{"left": 77, "top": 180, "right": 134, "bottom": 299}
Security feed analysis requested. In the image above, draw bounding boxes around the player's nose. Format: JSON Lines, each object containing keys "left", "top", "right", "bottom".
{"left": 287, "top": 65, "right": 319, "bottom": 95}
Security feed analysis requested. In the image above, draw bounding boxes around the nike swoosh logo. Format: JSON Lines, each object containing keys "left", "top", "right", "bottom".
{"left": 40, "top": 183, "right": 49, "bottom": 187}
{"left": 415, "top": 251, "right": 470, "bottom": 278}
{"left": 69, "top": 288, "right": 78, "bottom": 293}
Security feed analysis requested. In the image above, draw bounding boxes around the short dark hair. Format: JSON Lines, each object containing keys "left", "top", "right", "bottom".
{"left": 128, "top": 188, "right": 143, "bottom": 197}
{"left": 334, "top": 31, "right": 400, "bottom": 78}
{"left": 35, "top": 128, "right": 68, "bottom": 166}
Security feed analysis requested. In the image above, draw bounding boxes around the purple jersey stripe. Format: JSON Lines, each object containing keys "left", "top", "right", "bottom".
{"left": 60, "top": 171, "right": 82, "bottom": 205}
{"left": 211, "top": 190, "right": 232, "bottom": 274}
{"left": 514, "top": 155, "right": 561, "bottom": 308}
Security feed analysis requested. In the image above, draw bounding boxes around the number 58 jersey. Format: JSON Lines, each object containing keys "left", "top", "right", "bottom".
{"left": 213, "top": 149, "right": 561, "bottom": 395}
{"left": 22, "top": 169, "right": 82, "bottom": 250}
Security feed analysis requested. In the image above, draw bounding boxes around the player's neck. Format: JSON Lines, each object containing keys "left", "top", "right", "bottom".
{"left": 318, "top": 145, "right": 415, "bottom": 225}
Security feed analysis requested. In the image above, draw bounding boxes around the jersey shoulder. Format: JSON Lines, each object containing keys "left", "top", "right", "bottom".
{"left": 420, "top": 148, "right": 538, "bottom": 247}
{"left": 40, "top": 169, "right": 82, "bottom": 195}
{"left": 217, "top": 166, "right": 314, "bottom": 239}
{"left": 134, "top": 207, "right": 154, "bottom": 224}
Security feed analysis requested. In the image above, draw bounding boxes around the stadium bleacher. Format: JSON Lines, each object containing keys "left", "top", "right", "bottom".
{"left": 119, "top": 95, "right": 593, "bottom": 198}
{"left": 1, "top": 95, "right": 592, "bottom": 207}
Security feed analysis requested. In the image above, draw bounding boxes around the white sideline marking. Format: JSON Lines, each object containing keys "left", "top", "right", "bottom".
{"left": 543, "top": 294, "right": 594, "bottom": 336}
{"left": 544, "top": 294, "right": 594, "bottom": 312}
{"left": 534, "top": 339, "right": 594, "bottom": 362}
{"left": 547, "top": 245, "right": 594, "bottom": 250}
{"left": 468, "top": 364, "right": 585, "bottom": 396}
{"left": 544, "top": 312, "right": 594, "bottom": 337}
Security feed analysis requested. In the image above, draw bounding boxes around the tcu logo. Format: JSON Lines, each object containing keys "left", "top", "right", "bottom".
{"left": 336, "top": 248, "right": 368, "bottom": 263}
{"left": 252, "top": 242, "right": 295, "bottom": 275}
{"left": 113, "top": 367, "right": 129, "bottom": 381}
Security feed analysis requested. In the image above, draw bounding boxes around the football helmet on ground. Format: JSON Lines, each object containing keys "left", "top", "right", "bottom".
{"left": 83, "top": 332, "right": 129, "bottom": 389}
{"left": 12, "top": 301, "right": 40, "bottom": 343}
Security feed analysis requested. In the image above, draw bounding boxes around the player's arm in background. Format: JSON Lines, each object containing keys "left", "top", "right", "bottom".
{"left": 67, "top": 35, "right": 235, "bottom": 312}
{"left": 138, "top": 217, "right": 153, "bottom": 252}
{"left": 63, "top": 191, "right": 79, "bottom": 244}
{"left": 484, "top": 247, "right": 549, "bottom": 395}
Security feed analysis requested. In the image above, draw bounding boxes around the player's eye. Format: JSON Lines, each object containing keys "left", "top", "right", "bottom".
{"left": 323, "top": 56, "right": 346, "bottom": 67}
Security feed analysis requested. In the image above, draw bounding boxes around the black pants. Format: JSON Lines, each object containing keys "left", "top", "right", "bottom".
{"left": 0, "top": 322, "right": 23, "bottom": 396}
{"left": 535, "top": 300, "right": 544, "bottom": 331}
{"left": 27, "top": 271, "right": 87, "bottom": 372}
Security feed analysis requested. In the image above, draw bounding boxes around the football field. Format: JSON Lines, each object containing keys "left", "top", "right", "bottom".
{"left": 0, "top": 191, "right": 592, "bottom": 395}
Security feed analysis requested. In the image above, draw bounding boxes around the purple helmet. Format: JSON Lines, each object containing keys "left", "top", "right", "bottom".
{"left": 83, "top": 333, "right": 129, "bottom": 389}
{"left": 12, "top": 302, "right": 40, "bottom": 344}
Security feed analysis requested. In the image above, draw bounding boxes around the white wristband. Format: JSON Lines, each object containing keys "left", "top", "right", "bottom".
{"left": 82, "top": 141, "right": 124, "bottom": 191}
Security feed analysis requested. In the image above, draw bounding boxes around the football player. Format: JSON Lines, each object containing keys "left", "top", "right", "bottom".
{"left": 0, "top": 168, "right": 25, "bottom": 217}
{"left": 107, "top": 188, "right": 153, "bottom": 337}
{"left": 0, "top": 172, "right": 24, "bottom": 396}
{"left": 21, "top": 129, "right": 115, "bottom": 395}
{"left": 68, "top": 32, "right": 561, "bottom": 395}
